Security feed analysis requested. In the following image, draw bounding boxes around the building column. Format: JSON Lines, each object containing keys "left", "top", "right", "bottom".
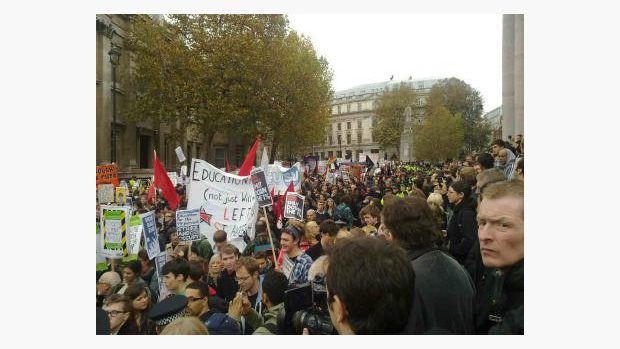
{"left": 502, "top": 14, "right": 516, "bottom": 140}
{"left": 513, "top": 14, "right": 524, "bottom": 136}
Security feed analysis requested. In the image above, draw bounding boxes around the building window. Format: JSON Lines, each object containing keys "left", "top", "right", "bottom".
{"left": 329, "top": 135, "right": 333, "bottom": 145}
{"left": 336, "top": 150, "right": 342, "bottom": 158}
{"left": 338, "top": 123, "right": 341, "bottom": 131}
{"left": 321, "top": 152, "right": 325, "bottom": 160}
{"left": 337, "top": 105, "right": 341, "bottom": 114}
{"left": 328, "top": 151, "right": 333, "bottom": 158}
{"left": 371, "top": 149, "right": 380, "bottom": 154}
{"left": 331, "top": 123, "right": 334, "bottom": 131}
{"left": 347, "top": 122, "right": 351, "bottom": 130}
{"left": 358, "top": 102, "right": 362, "bottom": 111}
{"left": 347, "top": 104, "right": 350, "bottom": 113}
{"left": 215, "top": 148, "right": 226, "bottom": 168}
{"left": 346, "top": 134, "right": 351, "bottom": 144}
{"left": 418, "top": 97, "right": 424, "bottom": 106}
{"left": 235, "top": 145, "right": 244, "bottom": 167}
{"left": 357, "top": 120, "right": 362, "bottom": 129}
{"left": 337, "top": 134, "right": 342, "bottom": 145}
{"left": 357, "top": 132, "right": 362, "bottom": 144}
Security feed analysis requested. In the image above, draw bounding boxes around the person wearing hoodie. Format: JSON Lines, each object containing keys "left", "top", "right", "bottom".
{"left": 446, "top": 180, "right": 479, "bottom": 265}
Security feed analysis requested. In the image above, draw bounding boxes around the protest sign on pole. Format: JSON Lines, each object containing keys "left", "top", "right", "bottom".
{"left": 100, "top": 205, "right": 132, "bottom": 258}
{"left": 154, "top": 251, "right": 170, "bottom": 301}
{"left": 176, "top": 209, "right": 201, "bottom": 242}
{"left": 96, "top": 223, "right": 108, "bottom": 271}
{"left": 115, "top": 187, "right": 129, "bottom": 205}
{"left": 187, "top": 158, "right": 258, "bottom": 252}
{"left": 284, "top": 192, "right": 305, "bottom": 221}
{"left": 98, "top": 184, "right": 115, "bottom": 204}
{"left": 140, "top": 211, "right": 160, "bottom": 260}
{"left": 251, "top": 168, "right": 272, "bottom": 207}
{"left": 265, "top": 162, "right": 302, "bottom": 195}
{"left": 167, "top": 172, "right": 179, "bottom": 187}
{"left": 96, "top": 164, "right": 119, "bottom": 188}
{"left": 123, "top": 215, "right": 143, "bottom": 262}
{"left": 175, "top": 146, "right": 186, "bottom": 163}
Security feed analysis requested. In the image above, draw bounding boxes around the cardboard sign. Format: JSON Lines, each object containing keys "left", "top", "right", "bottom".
{"left": 154, "top": 252, "right": 171, "bottom": 301}
{"left": 96, "top": 164, "right": 119, "bottom": 187}
{"left": 115, "top": 187, "right": 129, "bottom": 205}
{"left": 265, "top": 161, "right": 303, "bottom": 195}
{"left": 140, "top": 211, "right": 160, "bottom": 260}
{"left": 187, "top": 158, "right": 258, "bottom": 252}
{"left": 100, "top": 205, "right": 132, "bottom": 258}
{"left": 176, "top": 209, "right": 201, "bottom": 242}
{"left": 167, "top": 172, "right": 178, "bottom": 187}
{"left": 98, "top": 184, "right": 115, "bottom": 204}
{"left": 123, "top": 215, "right": 143, "bottom": 262}
{"left": 175, "top": 146, "right": 186, "bottom": 163}
{"left": 251, "top": 168, "right": 273, "bottom": 207}
{"left": 284, "top": 192, "right": 305, "bottom": 220}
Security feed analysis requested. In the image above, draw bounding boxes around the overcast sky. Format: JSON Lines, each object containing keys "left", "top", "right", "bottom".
{"left": 287, "top": 14, "right": 503, "bottom": 114}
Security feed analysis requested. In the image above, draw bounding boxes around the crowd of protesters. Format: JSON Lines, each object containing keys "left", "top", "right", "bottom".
{"left": 96, "top": 136, "right": 524, "bottom": 335}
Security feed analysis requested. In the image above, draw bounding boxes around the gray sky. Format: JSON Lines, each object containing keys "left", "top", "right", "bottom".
{"left": 287, "top": 14, "right": 502, "bottom": 114}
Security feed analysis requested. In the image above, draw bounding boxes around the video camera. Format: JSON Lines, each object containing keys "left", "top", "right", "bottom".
{"left": 277, "top": 278, "right": 336, "bottom": 335}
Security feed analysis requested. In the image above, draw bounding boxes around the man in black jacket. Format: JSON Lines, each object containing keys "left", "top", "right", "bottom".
{"left": 381, "top": 196, "right": 475, "bottom": 334}
{"left": 474, "top": 180, "right": 524, "bottom": 334}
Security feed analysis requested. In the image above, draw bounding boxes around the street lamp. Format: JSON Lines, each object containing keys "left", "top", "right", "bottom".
{"left": 108, "top": 45, "right": 121, "bottom": 164}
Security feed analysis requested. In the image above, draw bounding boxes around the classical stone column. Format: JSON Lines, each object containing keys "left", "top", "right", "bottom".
{"left": 513, "top": 15, "right": 524, "bottom": 136}
{"left": 502, "top": 14, "right": 516, "bottom": 140}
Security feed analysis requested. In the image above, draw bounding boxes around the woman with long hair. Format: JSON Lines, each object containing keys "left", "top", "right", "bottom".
{"left": 326, "top": 198, "right": 336, "bottom": 217}
{"left": 446, "top": 180, "right": 478, "bottom": 264}
{"left": 122, "top": 284, "right": 156, "bottom": 335}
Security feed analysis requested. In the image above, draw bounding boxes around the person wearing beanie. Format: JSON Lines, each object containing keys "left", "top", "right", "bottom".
{"left": 279, "top": 222, "right": 313, "bottom": 286}
{"left": 97, "top": 271, "right": 121, "bottom": 307}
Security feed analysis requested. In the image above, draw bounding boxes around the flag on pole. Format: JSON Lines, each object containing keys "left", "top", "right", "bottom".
{"left": 147, "top": 176, "right": 156, "bottom": 204}
{"left": 365, "top": 155, "right": 375, "bottom": 174}
{"left": 238, "top": 136, "right": 261, "bottom": 176}
{"left": 153, "top": 150, "right": 180, "bottom": 210}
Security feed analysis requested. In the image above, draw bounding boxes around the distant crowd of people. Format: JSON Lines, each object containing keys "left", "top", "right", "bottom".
{"left": 96, "top": 136, "right": 524, "bottom": 335}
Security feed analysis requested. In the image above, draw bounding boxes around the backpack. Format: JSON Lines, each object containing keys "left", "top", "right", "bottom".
{"left": 205, "top": 313, "right": 241, "bottom": 335}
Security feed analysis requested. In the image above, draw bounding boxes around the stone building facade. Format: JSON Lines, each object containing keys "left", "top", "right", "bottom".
{"left": 502, "top": 14, "right": 524, "bottom": 139}
{"left": 309, "top": 78, "right": 439, "bottom": 162}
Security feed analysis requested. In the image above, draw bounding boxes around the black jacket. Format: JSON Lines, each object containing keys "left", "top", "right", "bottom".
{"left": 401, "top": 246, "right": 475, "bottom": 334}
{"left": 305, "top": 241, "right": 324, "bottom": 261}
{"left": 216, "top": 269, "right": 239, "bottom": 302}
{"left": 447, "top": 198, "right": 478, "bottom": 264}
{"left": 474, "top": 260, "right": 524, "bottom": 334}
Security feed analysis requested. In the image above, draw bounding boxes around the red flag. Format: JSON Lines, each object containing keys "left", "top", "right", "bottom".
{"left": 225, "top": 158, "right": 230, "bottom": 173}
{"left": 280, "top": 181, "right": 295, "bottom": 207}
{"left": 153, "top": 150, "right": 180, "bottom": 210}
{"left": 238, "top": 136, "right": 261, "bottom": 176}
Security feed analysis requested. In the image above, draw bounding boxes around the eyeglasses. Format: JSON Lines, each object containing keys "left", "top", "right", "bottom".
{"left": 235, "top": 275, "right": 251, "bottom": 282}
{"left": 105, "top": 310, "right": 129, "bottom": 317}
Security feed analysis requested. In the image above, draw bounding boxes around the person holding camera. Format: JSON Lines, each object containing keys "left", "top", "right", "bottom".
{"left": 228, "top": 270, "right": 289, "bottom": 335}
{"left": 324, "top": 237, "right": 416, "bottom": 335}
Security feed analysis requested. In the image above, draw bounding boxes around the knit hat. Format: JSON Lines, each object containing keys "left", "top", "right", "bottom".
{"left": 148, "top": 294, "right": 188, "bottom": 327}
{"left": 98, "top": 271, "right": 121, "bottom": 288}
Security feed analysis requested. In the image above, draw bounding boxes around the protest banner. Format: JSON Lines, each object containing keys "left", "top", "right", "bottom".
{"left": 187, "top": 158, "right": 258, "bottom": 251}
{"left": 100, "top": 205, "right": 132, "bottom": 258}
{"left": 175, "top": 146, "right": 186, "bottom": 163}
{"left": 327, "top": 172, "right": 336, "bottom": 185}
{"left": 176, "top": 209, "right": 201, "bottom": 242}
{"left": 349, "top": 165, "right": 362, "bottom": 179}
{"left": 317, "top": 160, "right": 327, "bottom": 174}
{"left": 97, "top": 184, "right": 115, "bottom": 204}
{"left": 115, "top": 187, "right": 129, "bottom": 205}
{"left": 167, "top": 172, "right": 179, "bottom": 187}
{"left": 284, "top": 192, "right": 305, "bottom": 221}
{"left": 265, "top": 161, "right": 302, "bottom": 195}
{"left": 251, "top": 168, "right": 273, "bottom": 207}
{"left": 96, "top": 223, "right": 108, "bottom": 271}
{"left": 154, "top": 252, "right": 170, "bottom": 301}
{"left": 140, "top": 211, "right": 160, "bottom": 260}
{"left": 122, "top": 215, "right": 143, "bottom": 262}
{"left": 96, "top": 164, "right": 119, "bottom": 188}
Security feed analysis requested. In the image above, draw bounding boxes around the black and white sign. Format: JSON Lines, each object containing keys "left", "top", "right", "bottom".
{"left": 251, "top": 169, "right": 272, "bottom": 207}
{"left": 284, "top": 192, "right": 305, "bottom": 220}
{"left": 176, "top": 208, "right": 201, "bottom": 242}
{"left": 175, "top": 146, "right": 186, "bottom": 163}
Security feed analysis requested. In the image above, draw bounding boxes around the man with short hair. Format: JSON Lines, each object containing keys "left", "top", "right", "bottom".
{"left": 162, "top": 258, "right": 190, "bottom": 295}
{"left": 184, "top": 281, "right": 241, "bottom": 334}
{"left": 305, "top": 219, "right": 339, "bottom": 261}
{"left": 380, "top": 196, "right": 475, "bottom": 334}
{"left": 474, "top": 180, "right": 524, "bottom": 334}
{"left": 475, "top": 153, "right": 495, "bottom": 174}
{"left": 359, "top": 204, "right": 381, "bottom": 237}
{"left": 325, "top": 237, "right": 416, "bottom": 335}
{"left": 315, "top": 200, "right": 330, "bottom": 223}
{"left": 279, "top": 224, "right": 313, "bottom": 286}
{"left": 216, "top": 243, "right": 240, "bottom": 302}
{"left": 235, "top": 257, "right": 263, "bottom": 314}
{"left": 213, "top": 230, "right": 228, "bottom": 254}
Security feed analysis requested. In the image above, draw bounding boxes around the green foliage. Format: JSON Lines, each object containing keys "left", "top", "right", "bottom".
{"left": 413, "top": 106, "right": 464, "bottom": 161}
{"left": 374, "top": 83, "right": 417, "bottom": 150}
{"left": 426, "top": 77, "right": 489, "bottom": 153}
{"left": 125, "top": 15, "right": 332, "bottom": 160}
